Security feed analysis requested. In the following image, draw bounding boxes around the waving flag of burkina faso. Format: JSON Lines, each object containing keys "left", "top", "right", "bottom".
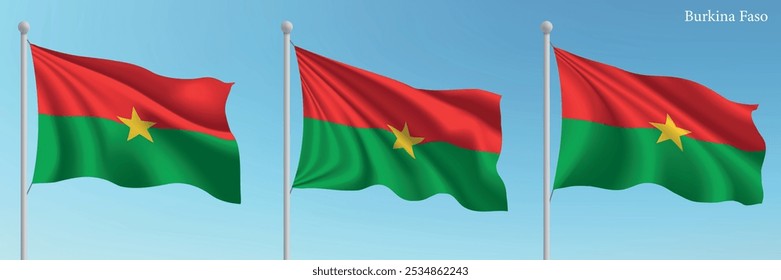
{"left": 553, "top": 47, "right": 765, "bottom": 204}
{"left": 292, "top": 47, "right": 507, "bottom": 211}
{"left": 30, "top": 44, "right": 241, "bottom": 203}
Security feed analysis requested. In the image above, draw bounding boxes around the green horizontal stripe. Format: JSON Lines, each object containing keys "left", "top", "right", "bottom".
{"left": 293, "top": 118, "right": 507, "bottom": 211}
{"left": 33, "top": 115, "right": 241, "bottom": 203}
{"left": 554, "top": 119, "right": 765, "bottom": 204}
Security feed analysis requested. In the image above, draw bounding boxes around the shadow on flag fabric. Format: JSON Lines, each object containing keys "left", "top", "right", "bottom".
{"left": 30, "top": 44, "right": 241, "bottom": 203}
{"left": 292, "top": 46, "right": 507, "bottom": 211}
{"left": 552, "top": 47, "right": 765, "bottom": 204}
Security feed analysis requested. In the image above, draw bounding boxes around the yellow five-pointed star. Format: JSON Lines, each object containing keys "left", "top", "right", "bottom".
{"left": 650, "top": 114, "right": 691, "bottom": 151}
{"left": 388, "top": 122, "right": 424, "bottom": 159}
{"left": 117, "top": 107, "right": 156, "bottom": 142}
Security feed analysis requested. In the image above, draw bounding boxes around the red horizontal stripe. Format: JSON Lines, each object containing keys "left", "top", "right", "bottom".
{"left": 295, "top": 46, "right": 502, "bottom": 153}
{"left": 31, "top": 44, "right": 235, "bottom": 140}
{"left": 554, "top": 47, "right": 764, "bottom": 151}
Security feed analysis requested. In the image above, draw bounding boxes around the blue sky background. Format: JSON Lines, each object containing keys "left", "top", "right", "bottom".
{"left": 0, "top": 0, "right": 779, "bottom": 259}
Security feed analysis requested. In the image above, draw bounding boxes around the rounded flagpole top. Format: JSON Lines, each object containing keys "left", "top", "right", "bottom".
{"left": 541, "top": 21, "right": 553, "bottom": 34}
{"left": 18, "top": 21, "right": 30, "bottom": 35}
{"left": 281, "top": 21, "right": 293, "bottom": 34}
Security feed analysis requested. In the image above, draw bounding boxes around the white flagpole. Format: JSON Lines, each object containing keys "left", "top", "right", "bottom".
{"left": 18, "top": 21, "right": 30, "bottom": 261}
{"left": 541, "top": 20, "right": 553, "bottom": 260}
{"left": 281, "top": 20, "right": 293, "bottom": 260}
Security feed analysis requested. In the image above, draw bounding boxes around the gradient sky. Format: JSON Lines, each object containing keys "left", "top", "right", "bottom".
{"left": 1, "top": 0, "right": 779, "bottom": 259}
